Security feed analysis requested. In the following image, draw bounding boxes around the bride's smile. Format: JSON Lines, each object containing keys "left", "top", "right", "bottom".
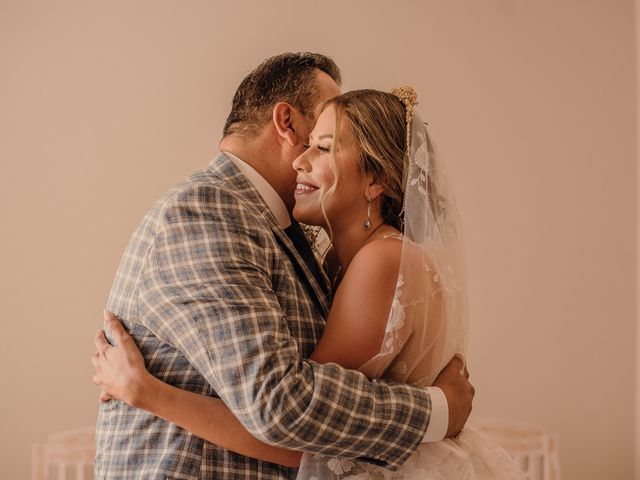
{"left": 294, "top": 179, "right": 319, "bottom": 194}
{"left": 292, "top": 105, "right": 372, "bottom": 232}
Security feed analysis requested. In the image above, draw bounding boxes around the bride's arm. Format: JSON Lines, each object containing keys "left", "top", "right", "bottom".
{"left": 93, "top": 240, "right": 401, "bottom": 467}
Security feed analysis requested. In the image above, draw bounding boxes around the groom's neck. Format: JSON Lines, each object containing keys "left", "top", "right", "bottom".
{"left": 219, "top": 132, "right": 292, "bottom": 209}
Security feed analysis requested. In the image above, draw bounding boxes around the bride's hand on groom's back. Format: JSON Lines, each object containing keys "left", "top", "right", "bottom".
{"left": 433, "top": 354, "right": 475, "bottom": 438}
{"left": 91, "top": 310, "right": 149, "bottom": 408}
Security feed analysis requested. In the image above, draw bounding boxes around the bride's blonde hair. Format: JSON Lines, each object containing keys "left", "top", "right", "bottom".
{"left": 322, "top": 89, "right": 411, "bottom": 230}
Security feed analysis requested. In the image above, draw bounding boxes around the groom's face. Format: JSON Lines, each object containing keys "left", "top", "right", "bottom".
{"left": 294, "top": 71, "right": 341, "bottom": 155}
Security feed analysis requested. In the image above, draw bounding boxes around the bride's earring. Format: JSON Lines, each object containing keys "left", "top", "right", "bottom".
{"left": 363, "top": 196, "right": 372, "bottom": 229}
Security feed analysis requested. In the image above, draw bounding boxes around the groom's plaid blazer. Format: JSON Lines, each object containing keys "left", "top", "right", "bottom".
{"left": 95, "top": 153, "right": 432, "bottom": 479}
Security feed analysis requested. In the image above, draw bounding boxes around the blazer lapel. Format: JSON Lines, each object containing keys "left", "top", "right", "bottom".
{"left": 207, "top": 153, "right": 331, "bottom": 318}
{"left": 270, "top": 226, "right": 331, "bottom": 318}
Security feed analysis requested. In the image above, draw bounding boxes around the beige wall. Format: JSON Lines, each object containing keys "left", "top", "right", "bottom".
{"left": 0, "top": 1, "right": 636, "bottom": 478}
{"left": 636, "top": 0, "right": 640, "bottom": 478}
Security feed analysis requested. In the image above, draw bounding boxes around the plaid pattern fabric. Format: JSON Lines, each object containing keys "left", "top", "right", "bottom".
{"left": 95, "top": 153, "right": 432, "bottom": 479}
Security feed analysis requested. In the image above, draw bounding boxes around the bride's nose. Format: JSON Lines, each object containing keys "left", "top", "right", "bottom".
{"left": 292, "top": 150, "right": 311, "bottom": 172}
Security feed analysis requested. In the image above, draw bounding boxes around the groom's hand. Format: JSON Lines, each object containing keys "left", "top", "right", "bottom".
{"left": 433, "top": 354, "right": 474, "bottom": 438}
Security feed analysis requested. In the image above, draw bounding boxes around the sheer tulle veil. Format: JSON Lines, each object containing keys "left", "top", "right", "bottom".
{"left": 357, "top": 105, "right": 469, "bottom": 386}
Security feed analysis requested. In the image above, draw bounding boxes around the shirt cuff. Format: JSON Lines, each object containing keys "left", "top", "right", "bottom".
{"left": 421, "top": 386, "right": 448, "bottom": 442}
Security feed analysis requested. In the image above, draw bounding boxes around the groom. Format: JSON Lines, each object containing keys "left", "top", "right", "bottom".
{"left": 95, "top": 52, "right": 474, "bottom": 479}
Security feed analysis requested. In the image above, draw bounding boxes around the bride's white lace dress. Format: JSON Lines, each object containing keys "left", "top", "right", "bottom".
{"left": 296, "top": 111, "right": 524, "bottom": 479}
{"left": 296, "top": 243, "right": 525, "bottom": 480}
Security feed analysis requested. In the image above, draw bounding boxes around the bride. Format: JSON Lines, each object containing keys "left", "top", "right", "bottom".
{"left": 93, "top": 87, "right": 524, "bottom": 479}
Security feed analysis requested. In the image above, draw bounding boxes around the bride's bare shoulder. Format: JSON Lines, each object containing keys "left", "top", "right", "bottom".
{"left": 356, "top": 235, "right": 402, "bottom": 263}
{"left": 345, "top": 236, "right": 403, "bottom": 284}
{"left": 347, "top": 234, "right": 432, "bottom": 288}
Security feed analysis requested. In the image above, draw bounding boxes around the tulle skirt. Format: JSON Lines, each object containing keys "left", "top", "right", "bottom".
{"left": 296, "top": 425, "right": 525, "bottom": 480}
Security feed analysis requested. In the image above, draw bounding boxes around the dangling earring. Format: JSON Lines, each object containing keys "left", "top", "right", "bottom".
{"left": 363, "top": 196, "right": 372, "bottom": 229}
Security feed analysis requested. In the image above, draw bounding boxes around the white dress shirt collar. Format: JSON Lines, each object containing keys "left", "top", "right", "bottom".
{"left": 222, "top": 151, "right": 292, "bottom": 229}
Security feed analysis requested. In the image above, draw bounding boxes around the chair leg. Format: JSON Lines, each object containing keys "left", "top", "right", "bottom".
{"left": 31, "top": 444, "right": 45, "bottom": 480}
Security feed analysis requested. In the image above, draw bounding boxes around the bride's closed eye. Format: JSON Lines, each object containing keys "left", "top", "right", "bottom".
{"left": 302, "top": 142, "right": 331, "bottom": 153}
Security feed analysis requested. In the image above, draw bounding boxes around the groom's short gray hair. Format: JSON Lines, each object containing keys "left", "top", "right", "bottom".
{"left": 222, "top": 52, "right": 341, "bottom": 138}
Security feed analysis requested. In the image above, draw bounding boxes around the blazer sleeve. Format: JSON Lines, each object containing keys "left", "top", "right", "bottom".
{"left": 137, "top": 183, "right": 433, "bottom": 470}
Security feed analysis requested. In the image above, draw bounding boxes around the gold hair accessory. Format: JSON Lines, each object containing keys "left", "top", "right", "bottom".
{"left": 391, "top": 85, "right": 419, "bottom": 232}
{"left": 390, "top": 85, "right": 418, "bottom": 153}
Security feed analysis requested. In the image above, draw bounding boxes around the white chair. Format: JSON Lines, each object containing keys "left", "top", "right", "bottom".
{"left": 473, "top": 418, "right": 561, "bottom": 480}
{"left": 32, "top": 426, "right": 95, "bottom": 480}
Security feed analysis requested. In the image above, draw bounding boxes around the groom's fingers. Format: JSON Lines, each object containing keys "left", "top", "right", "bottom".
{"left": 450, "top": 353, "right": 469, "bottom": 378}
{"left": 91, "top": 352, "right": 101, "bottom": 371}
{"left": 447, "top": 355, "right": 464, "bottom": 373}
{"left": 103, "top": 309, "right": 117, "bottom": 322}
{"left": 103, "top": 310, "right": 129, "bottom": 344}
{"left": 98, "top": 391, "right": 111, "bottom": 403}
{"left": 99, "top": 388, "right": 113, "bottom": 403}
{"left": 95, "top": 329, "right": 111, "bottom": 357}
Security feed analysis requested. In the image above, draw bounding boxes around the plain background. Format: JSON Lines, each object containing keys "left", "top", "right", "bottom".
{"left": 0, "top": 1, "right": 637, "bottom": 478}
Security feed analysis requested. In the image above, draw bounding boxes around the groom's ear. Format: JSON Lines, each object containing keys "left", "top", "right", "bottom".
{"left": 272, "top": 102, "right": 298, "bottom": 146}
